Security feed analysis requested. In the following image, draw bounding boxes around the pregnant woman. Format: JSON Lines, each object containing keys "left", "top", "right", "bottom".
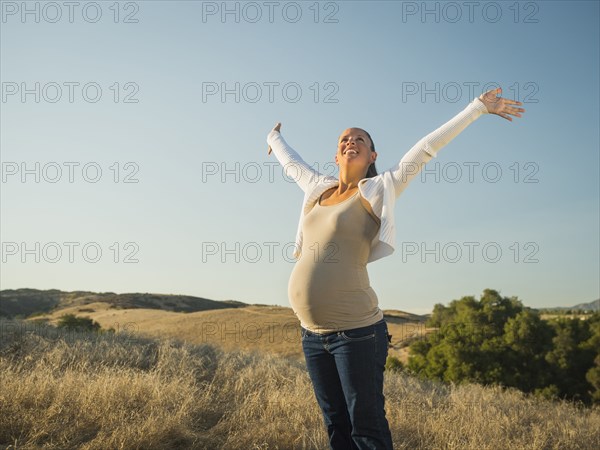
{"left": 266, "top": 87, "right": 524, "bottom": 449}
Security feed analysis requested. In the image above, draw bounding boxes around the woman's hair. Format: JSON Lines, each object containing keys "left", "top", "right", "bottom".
{"left": 360, "top": 129, "right": 378, "bottom": 178}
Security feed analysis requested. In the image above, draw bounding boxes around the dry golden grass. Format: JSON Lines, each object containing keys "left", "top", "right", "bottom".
{"left": 26, "top": 304, "right": 430, "bottom": 364}
{"left": 1, "top": 317, "right": 599, "bottom": 449}
{"left": 27, "top": 304, "right": 305, "bottom": 361}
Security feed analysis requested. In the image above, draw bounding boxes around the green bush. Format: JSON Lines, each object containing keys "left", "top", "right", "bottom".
{"left": 386, "top": 356, "right": 404, "bottom": 373}
{"left": 57, "top": 314, "right": 101, "bottom": 332}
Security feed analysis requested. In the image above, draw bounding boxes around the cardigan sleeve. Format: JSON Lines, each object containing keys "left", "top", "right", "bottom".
{"left": 387, "top": 97, "right": 489, "bottom": 199}
{"left": 266, "top": 129, "right": 328, "bottom": 193}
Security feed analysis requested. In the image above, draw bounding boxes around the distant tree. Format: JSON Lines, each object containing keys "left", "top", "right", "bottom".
{"left": 586, "top": 355, "right": 600, "bottom": 404}
{"left": 409, "top": 289, "right": 522, "bottom": 385}
{"left": 408, "top": 290, "right": 598, "bottom": 405}
{"left": 544, "top": 317, "right": 596, "bottom": 402}
{"left": 583, "top": 313, "right": 600, "bottom": 403}
{"left": 503, "top": 310, "right": 554, "bottom": 391}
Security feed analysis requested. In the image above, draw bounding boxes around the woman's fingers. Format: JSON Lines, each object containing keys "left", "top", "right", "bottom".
{"left": 504, "top": 101, "right": 524, "bottom": 114}
{"left": 503, "top": 102, "right": 525, "bottom": 116}
{"left": 478, "top": 87, "right": 526, "bottom": 121}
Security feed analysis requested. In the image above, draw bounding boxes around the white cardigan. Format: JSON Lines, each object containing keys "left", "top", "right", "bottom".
{"left": 266, "top": 97, "right": 489, "bottom": 263}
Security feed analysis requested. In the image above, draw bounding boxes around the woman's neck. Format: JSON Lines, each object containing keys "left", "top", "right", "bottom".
{"left": 337, "top": 170, "right": 364, "bottom": 193}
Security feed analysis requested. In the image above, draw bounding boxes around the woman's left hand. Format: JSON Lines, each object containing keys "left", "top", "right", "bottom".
{"left": 479, "top": 87, "right": 525, "bottom": 121}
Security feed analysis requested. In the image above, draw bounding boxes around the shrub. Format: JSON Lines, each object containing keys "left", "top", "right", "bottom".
{"left": 57, "top": 314, "right": 101, "bottom": 333}
{"left": 386, "top": 356, "right": 404, "bottom": 372}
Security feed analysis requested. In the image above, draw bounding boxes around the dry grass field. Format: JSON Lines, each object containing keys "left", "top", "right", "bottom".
{"left": 1, "top": 316, "right": 599, "bottom": 449}
{"left": 24, "top": 303, "right": 432, "bottom": 364}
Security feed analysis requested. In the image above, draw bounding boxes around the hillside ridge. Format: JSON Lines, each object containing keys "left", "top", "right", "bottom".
{"left": 0, "top": 288, "right": 248, "bottom": 318}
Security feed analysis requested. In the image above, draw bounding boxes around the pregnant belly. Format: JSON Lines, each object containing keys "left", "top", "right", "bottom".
{"left": 288, "top": 257, "right": 378, "bottom": 329}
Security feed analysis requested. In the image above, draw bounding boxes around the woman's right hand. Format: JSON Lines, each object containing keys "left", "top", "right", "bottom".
{"left": 267, "top": 122, "right": 282, "bottom": 155}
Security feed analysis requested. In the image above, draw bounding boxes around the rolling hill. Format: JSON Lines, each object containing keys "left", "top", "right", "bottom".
{"left": 1, "top": 288, "right": 430, "bottom": 364}
{"left": 0, "top": 288, "right": 248, "bottom": 318}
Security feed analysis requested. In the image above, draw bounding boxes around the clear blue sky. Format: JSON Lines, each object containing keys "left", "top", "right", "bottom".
{"left": 1, "top": 1, "right": 598, "bottom": 314}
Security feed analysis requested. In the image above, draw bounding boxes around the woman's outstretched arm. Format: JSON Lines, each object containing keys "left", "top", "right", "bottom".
{"left": 266, "top": 122, "right": 329, "bottom": 193}
{"left": 388, "top": 87, "right": 524, "bottom": 198}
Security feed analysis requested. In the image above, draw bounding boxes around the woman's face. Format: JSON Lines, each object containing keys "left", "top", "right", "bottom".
{"left": 335, "top": 128, "right": 376, "bottom": 171}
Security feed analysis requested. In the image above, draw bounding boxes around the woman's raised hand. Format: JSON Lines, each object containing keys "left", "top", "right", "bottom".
{"left": 267, "top": 122, "right": 282, "bottom": 155}
{"left": 478, "top": 87, "right": 525, "bottom": 121}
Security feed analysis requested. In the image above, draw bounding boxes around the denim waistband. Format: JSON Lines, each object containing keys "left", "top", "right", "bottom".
{"left": 302, "top": 318, "right": 386, "bottom": 336}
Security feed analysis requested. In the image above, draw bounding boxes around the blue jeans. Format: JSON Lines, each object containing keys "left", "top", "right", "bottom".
{"left": 301, "top": 319, "right": 394, "bottom": 450}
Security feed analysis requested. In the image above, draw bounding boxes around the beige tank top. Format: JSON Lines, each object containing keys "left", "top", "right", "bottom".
{"left": 287, "top": 189, "right": 384, "bottom": 333}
